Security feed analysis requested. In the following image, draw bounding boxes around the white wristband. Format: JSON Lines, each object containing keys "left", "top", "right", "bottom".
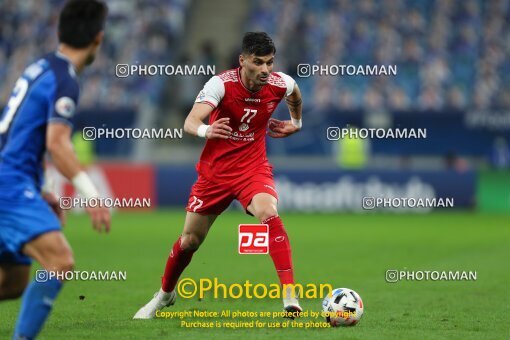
{"left": 291, "top": 118, "right": 302, "bottom": 129}
{"left": 197, "top": 124, "right": 210, "bottom": 138}
{"left": 71, "top": 171, "right": 99, "bottom": 199}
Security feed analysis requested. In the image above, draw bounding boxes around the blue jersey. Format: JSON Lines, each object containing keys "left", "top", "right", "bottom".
{"left": 0, "top": 51, "right": 79, "bottom": 190}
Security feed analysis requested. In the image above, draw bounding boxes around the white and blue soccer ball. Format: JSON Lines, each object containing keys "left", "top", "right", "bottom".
{"left": 322, "top": 288, "right": 364, "bottom": 327}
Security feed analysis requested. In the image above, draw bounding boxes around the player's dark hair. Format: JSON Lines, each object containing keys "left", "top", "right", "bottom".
{"left": 58, "top": 0, "right": 108, "bottom": 48}
{"left": 242, "top": 32, "right": 276, "bottom": 56}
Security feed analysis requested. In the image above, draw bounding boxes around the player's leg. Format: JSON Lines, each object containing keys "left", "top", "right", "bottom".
{"left": 13, "top": 231, "right": 74, "bottom": 339}
{"left": 134, "top": 174, "right": 233, "bottom": 319}
{"left": 247, "top": 193, "right": 296, "bottom": 286}
{"left": 133, "top": 212, "right": 217, "bottom": 319}
{"left": 242, "top": 180, "right": 301, "bottom": 315}
{"left": 0, "top": 264, "right": 30, "bottom": 300}
{"left": 161, "top": 212, "right": 217, "bottom": 293}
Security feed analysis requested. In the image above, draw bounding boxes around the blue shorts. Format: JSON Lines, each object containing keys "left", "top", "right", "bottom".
{"left": 0, "top": 181, "right": 61, "bottom": 265}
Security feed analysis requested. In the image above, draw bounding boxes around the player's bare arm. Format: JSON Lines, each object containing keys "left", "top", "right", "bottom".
{"left": 46, "top": 122, "right": 110, "bottom": 232}
{"left": 184, "top": 103, "right": 232, "bottom": 139}
{"left": 268, "top": 84, "right": 303, "bottom": 138}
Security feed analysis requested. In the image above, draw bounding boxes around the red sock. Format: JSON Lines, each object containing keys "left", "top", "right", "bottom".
{"left": 161, "top": 236, "right": 196, "bottom": 292}
{"left": 263, "top": 216, "right": 295, "bottom": 285}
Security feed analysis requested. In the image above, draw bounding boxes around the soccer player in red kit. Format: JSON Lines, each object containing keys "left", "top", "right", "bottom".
{"left": 134, "top": 32, "right": 303, "bottom": 319}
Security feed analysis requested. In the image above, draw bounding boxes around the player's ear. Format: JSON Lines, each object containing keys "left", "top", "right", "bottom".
{"left": 239, "top": 54, "right": 245, "bottom": 68}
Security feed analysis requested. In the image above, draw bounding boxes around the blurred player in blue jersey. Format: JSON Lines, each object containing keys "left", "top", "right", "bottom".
{"left": 0, "top": 1, "right": 109, "bottom": 338}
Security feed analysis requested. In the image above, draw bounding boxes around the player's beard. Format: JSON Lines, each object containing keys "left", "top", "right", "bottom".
{"left": 258, "top": 73, "right": 269, "bottom": 85}
{"left": 85, "top": 53, "right": 96, "bottom": 66}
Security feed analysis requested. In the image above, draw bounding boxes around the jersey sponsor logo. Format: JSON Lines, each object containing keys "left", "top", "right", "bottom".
{"left": 238, "top": 224, "right": 269, "bottom": 254}
{"left": 229, "top": 131, "right": 254, "bottom": 142}
{"left": 245, "top": 98, "right": 261, "bottom": 102}
{"left": 55, "top": 96, "right": 76, "bottom": 118}
{"left": 189, "top": 195, "right": 203, "bottom": 212}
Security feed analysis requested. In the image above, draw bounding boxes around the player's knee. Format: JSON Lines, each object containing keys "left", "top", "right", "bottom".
{"left": 48, "top": 251, "right": 75, "bottom": 276}
{"left": 57, "top": 255, "right": 75, "bottom": 274}
{"left": 256, "top": 205, "right": 278, "bottom": 222}
{"left": 180, "top": 233, "right": 203, "bottom": 251}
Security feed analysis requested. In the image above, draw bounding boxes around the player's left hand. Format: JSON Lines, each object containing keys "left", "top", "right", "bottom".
{"left": 42, "top": 192, "right": 67, "bottom": 226}
{"left": 267, "top": 118, "right": 300, "bottom": 138}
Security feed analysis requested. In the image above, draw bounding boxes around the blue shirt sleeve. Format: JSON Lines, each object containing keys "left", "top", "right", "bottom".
{"left": 47, "top": 67, "right": 79, "bottom": 127}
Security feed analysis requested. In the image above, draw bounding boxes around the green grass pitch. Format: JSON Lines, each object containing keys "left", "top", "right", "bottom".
{"left": 1, "top": 211, "right": 509, "bottom": 339}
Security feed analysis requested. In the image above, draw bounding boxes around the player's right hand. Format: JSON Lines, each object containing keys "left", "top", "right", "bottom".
{"left": 85, "top": 206, "right": 111, "bottom": 233}
{"left": 206, "top": 117, "right": 232, "bottom": 139}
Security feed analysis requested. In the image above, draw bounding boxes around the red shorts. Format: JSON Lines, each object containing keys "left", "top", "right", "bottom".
{"left": 186, "top": 171, "right": 278, "bottom": 215}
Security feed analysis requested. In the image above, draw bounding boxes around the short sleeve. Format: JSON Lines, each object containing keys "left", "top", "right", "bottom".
{"left": 195, "top": 76, "right": 225, "bottom": 108}
{"left": 48, "top": 70, "right": 79, "bottom": 127}
{"left": 276, "top": 72, "right": 296, "bottom": 97}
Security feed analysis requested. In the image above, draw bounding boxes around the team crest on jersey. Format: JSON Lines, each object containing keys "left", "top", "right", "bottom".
{"left": 239, "top": 123, "right": 249, "bottom": 131}
{"left": 55, "top": 96, "right": 76, "bottom": 118}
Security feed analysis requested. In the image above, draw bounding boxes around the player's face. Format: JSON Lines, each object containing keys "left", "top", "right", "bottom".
{"left": 241, "top": 54, "right": 274, "bottom": 86}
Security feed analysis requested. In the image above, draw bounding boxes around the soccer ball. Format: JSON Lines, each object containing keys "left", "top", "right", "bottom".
{"left": 322, "top": 288, "right": 364, "bottom": 327}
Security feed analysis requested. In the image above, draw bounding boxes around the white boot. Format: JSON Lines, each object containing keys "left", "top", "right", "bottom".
{"left": 133, "top": 289, "right": 176, "bottom": 319}
{"left": 283, "top": 284, "right": 302, "bottom": 319}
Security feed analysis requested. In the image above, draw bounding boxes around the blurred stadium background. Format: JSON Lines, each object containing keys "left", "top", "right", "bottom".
{"left": 1, "top": 0, "right": 510, "bottom": 212}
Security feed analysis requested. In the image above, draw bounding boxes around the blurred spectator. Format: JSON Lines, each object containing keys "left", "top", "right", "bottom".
{"left": 490, "top": 137, "right": 510, "bottom": 169}
{"left": 247, "top": 0, "right": 510, "bottom": 113}
{"left": 0, "top": 0, "right": 190, "bottom": 109}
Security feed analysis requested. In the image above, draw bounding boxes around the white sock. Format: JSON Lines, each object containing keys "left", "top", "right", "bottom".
{"left": 283, "top": 285, "right": 299, "bottom": 307}
{"left": 157, "top": 288, "right": 173, "bottom": 300}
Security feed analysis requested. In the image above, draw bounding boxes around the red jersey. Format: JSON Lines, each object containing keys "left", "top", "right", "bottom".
{"left": 194, "top": 67, "right": 295, "bottom": 183}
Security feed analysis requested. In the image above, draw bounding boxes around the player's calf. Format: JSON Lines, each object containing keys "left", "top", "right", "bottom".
{"left": 248, "top": 195, "right": 300, "bottom": 310}
{"left": 0, "top": 285, "right": 25, "bottom": 300}
{"left": 13, "top": 231, "right": 73, "bottom": 339}
{"left": 0, "top": 265, "right": 30, "bottom": 300}
{"left": 0, "top": 282, "right": 26, "bottom": 300}
{"left": 23, "top": 231, "right": 75, "bottom": 279}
